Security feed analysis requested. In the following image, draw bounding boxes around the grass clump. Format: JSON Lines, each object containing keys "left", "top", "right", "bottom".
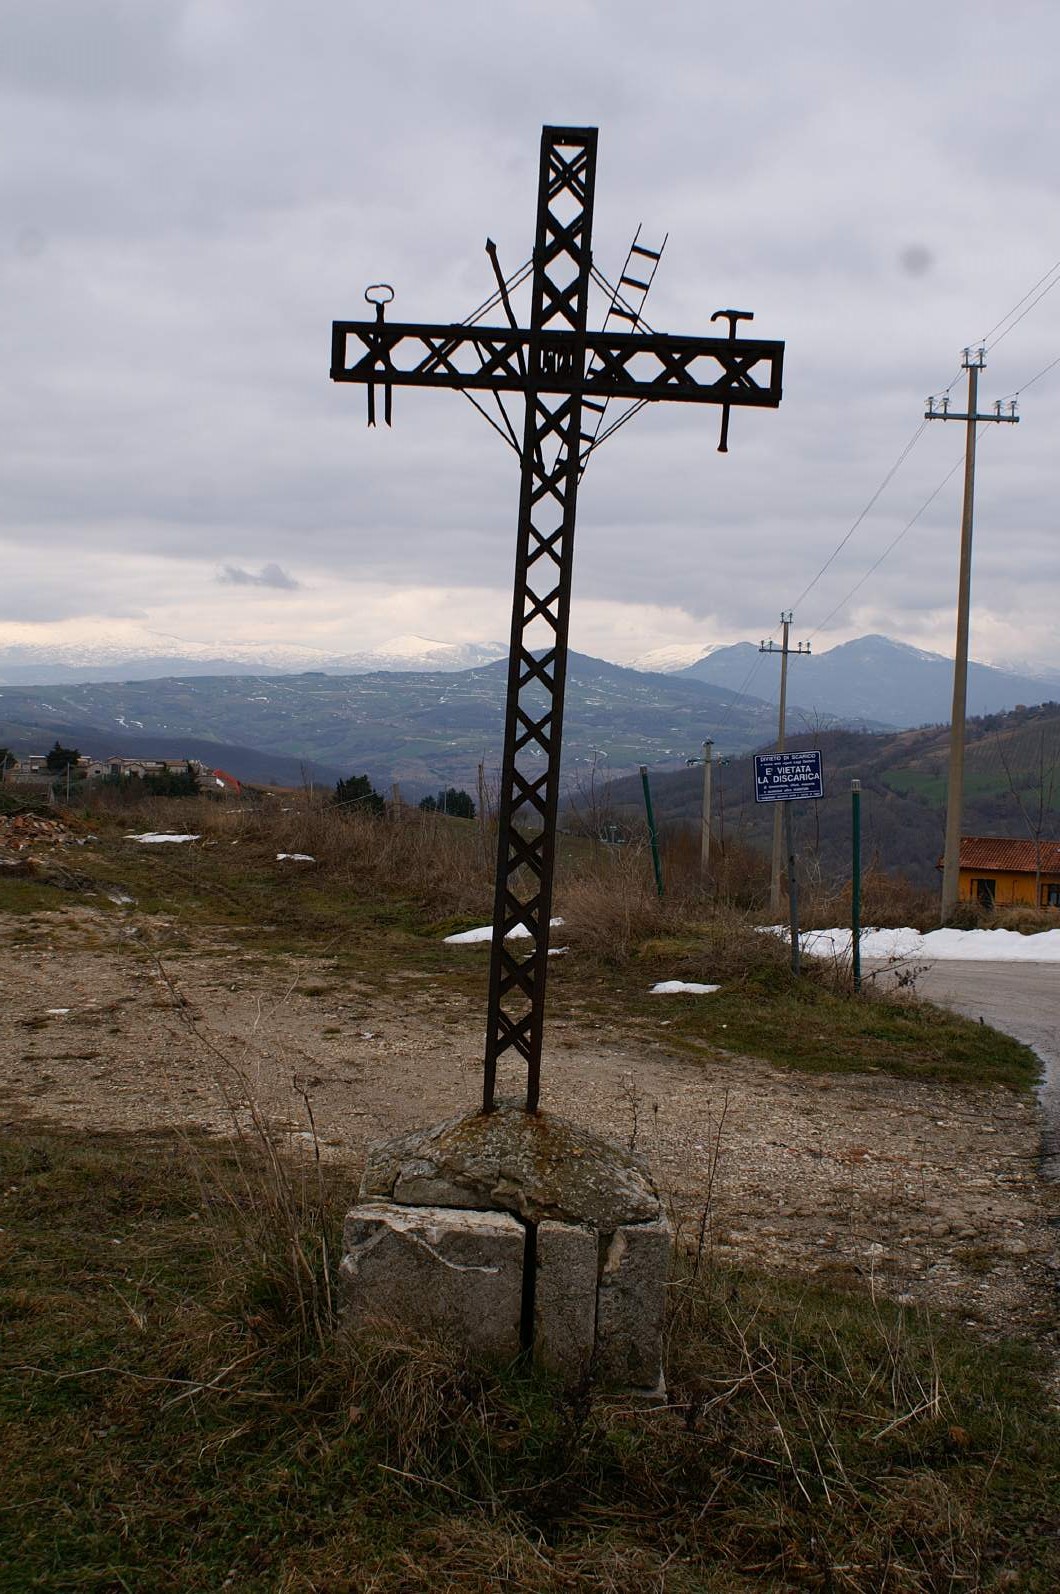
{"left": 3, "top": 1123, "right": 1059, "bottom": 1591}
{"left": 555, "top": 891, "right": 1040, "bottom": 1090}
{"left": 10, "top": 789, "right": 1044, "bottom": 1090}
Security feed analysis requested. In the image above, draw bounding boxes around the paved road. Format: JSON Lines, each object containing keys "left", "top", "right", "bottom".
{"left": 868, "top": 958, "right": 1060, "bottom": 1176}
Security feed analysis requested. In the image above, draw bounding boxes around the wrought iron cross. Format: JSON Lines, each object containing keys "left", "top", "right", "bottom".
{"left": 331, "top": 125, "right": 785, "bottom": 1114}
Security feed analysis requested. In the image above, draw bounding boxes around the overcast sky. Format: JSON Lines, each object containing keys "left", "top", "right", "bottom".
{"left": 2, "top": 0, "right": 1058, "bottom": 671}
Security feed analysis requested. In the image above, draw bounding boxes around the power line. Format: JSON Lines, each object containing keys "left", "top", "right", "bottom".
{"left": 788, "top": 420, "right": 929, "bottom": 613}
{"left": 999, "top": 350, "right": 1060, "bottom": 401}
{"left": 714, "top": 266, "right": 1057, "bottom": 677}
{"left": 805, "top": 431, "right": 988, "bottom": 641}
{"left": 708, "top": 620, "right": 784, "bottom": 741}
{"left": 979, "top": 257, "right": 1060, "bottom": 350}
{"left": 986, "top": 268, "right": 1060, "bottom": 354}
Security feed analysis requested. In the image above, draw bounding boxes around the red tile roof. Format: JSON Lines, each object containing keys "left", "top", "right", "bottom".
{"left": 959, "top": 836, "right": 1060, "bottom": 874}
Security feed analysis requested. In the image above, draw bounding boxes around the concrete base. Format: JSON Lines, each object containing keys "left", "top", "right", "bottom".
{"left": 340, "top": 1203, "right": 525, "bottom": 1359}
{"left": 341, "top": 1104, "right": 671, "bottom": 1394}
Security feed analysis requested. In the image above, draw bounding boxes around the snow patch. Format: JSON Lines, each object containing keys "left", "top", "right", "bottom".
{"left": 277, "top": 852, "right": 315, "bottom": 863}
{"left": 765, "top": 925, "right": 1060, "bottom": 962}
{"left": 650, "top": 981, "right": 721, "bottom": 995}
{"left": 628, "top": 642, "right": 717, "bottom": 674}
{"left": 125, "top": 832, "right": 200, "bottom": 844}
{"left": 445, "top": 916, "right": 564, "bottom": 945}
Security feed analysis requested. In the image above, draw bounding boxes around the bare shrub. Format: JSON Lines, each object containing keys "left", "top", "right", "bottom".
{"left": 557, "top": 852, "right": 683, "bottom": 960}
{"left": 89, "top": 787, "right": 495, "bottom": 921}
{"left": 946, "top": 899, "right": 984, "bottom": 931}
{"left": 818, "top": 868, "right": 939, "bottom": 932}
{"left": 988, "top": 903, "right": 1060, "bottom": 934}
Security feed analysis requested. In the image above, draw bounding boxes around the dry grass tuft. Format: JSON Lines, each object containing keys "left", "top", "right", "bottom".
{"left": 5, "top": 1119, "right": 1059, "bottom": 1591}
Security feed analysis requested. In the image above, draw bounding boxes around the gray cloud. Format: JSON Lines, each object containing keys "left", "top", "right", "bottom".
{"left": 217, "top": 563, "right": 300, "bottom": 590}
{"left": 0, "top": 0, "right": 1057, "bottom": 665}
{"left": 0, "top": 0, "right": 191, "bottom": 101}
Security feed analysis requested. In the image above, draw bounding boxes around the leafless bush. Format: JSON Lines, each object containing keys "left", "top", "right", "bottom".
{"left": 90, "top": 788, "right": 495, "bottom": 920}
{"left": 984, "top": 903, "right": 1059, "bottom": 933}
{"left": 818, "top": 868, "right": 939, "bottom": 932}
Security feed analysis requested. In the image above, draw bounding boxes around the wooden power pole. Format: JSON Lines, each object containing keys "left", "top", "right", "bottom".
{"left": 925, "top": 349, "right": 1018, "bottom": 923}
{"left": 700, "top": 739, "right": 713, "bottom": 876}
{"left": 760, "top": 613, "right": 810, "bottom": 913}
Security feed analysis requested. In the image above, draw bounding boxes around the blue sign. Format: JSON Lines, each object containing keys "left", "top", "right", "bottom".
{"left": 753, "top": 749, "right": 824, "bottom": 803}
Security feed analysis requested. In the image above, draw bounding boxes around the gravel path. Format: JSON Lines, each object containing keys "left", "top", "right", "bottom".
{"left": 2, "top": 905, "right": 1058, "bottom": 1341}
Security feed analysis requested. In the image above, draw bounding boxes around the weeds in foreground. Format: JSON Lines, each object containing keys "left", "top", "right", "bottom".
{"left": 23, "top": 788, "right": 1042, "bottom": 1090}
{"left": 2, "top": 1123, "right": 1059, "bottom": 1591}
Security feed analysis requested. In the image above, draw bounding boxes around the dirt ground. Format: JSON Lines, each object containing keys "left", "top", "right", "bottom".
{"left": 2, "top": 902, "right": 1058, "bottom": 1344}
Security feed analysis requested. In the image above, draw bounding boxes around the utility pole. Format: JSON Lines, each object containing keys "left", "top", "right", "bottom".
{"left": 700, "top": 739, "right": 713, "bottom": 875}
{"left": 926, "top": 349, "right": 1019, "bottom": 923}
{"left": 759, "top": 613, "right": 811, "bottom": 913}
{"left": 685, "top": 740, "right": 729, "bottom": 879}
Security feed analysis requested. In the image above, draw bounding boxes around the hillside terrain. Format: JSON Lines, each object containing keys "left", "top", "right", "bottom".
{"left": 600, "top": 701, "right": 1060, "bottom": 890}
{"left": 2, "top": 794, "right": 1058, "bottom": 1588}
{"left": 0, "top": 717, "right": 347, "bottom": 790}
{"left": 0, "top": 654, "right": 788, "bottom": 795}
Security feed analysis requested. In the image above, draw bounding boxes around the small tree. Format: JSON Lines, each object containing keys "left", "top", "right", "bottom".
{"left": 420, "top": 787, "right": 475, "bottom": 819}
{"left": 334, "top": 773, "right": 386, "bottom": 816}
{"left": 144, "top": 762, "right": 201, "bottom": 798}
{"left": 45, "top": 741, "right": 81, "bottom": 774}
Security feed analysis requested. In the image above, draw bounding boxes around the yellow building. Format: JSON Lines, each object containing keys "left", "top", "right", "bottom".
{"left": 957, "top": 837, "right": 1060, "bottom": 910}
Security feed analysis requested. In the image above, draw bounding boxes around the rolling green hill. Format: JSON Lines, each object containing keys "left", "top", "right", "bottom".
{"left": 597, "top": 702, "right": 1060, "bottom": 890}
{"left": 0, "top": 654, "right": 793, "bottom": 796}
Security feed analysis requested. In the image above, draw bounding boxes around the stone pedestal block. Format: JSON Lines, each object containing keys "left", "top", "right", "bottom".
{"left": 595, "top": 1217, "right": 671, "bottom": 1393}
{"left": 342, "top": 1106, "right": 671, "bottom": 1393}
{"left": 534, "top": 1220, "right": 598, "bottom": 1382}
{"left": 340, "top": 1202, "right": 525, "bottom": 1359}
{"left": 360, "top": 1102, "right": 660, "bottom": 1228}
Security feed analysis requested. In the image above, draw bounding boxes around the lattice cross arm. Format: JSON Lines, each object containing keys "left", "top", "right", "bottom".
{"left": 330, "top": 320, "right": 783, "bottom": 408}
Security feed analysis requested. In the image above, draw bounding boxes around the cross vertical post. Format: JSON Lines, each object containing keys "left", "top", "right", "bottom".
{"left": 330, "top": 123, "right": 786, "bottom": 1116}
{"left": 483, "top": 126, "right": 596, "bottom": 1113}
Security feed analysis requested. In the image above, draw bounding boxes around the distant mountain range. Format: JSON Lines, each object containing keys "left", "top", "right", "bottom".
{"left": 0, "top": 654, "right": 783, "bottom": 795}
{"left": 2, "top": 634, "right": 1057, "bottom": 795}
{"left": 0, "top": 634, "right": 507, "bottom": 685}
{"left": 677, "top": 635, "right": 1060, "bottom": 729}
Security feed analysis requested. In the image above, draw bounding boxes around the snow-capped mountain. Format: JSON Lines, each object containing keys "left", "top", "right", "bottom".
{"left": 627, "top": 642, "right": 724, "bottom": 674}
{"left": 679, "top": 634, "right": 1060, "bottom": 727}
{"left": 0, "top": 633, "right": 508, "bottom": 685}
{"left": 343, "top": 635, "right": 507, "bottom": 672}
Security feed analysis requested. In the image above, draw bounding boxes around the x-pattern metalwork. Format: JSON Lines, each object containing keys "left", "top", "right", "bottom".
{"left": 330, "top": 125, "right": 785, "bottom": 1113}
{"left": 331, "top": 324, "right": 782, "bottom": 406}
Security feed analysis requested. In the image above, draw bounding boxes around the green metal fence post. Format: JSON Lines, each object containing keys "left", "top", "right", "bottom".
{"left": 639, "top": 764, "right": 664, "bottom": 897}
{"left": 851, "top": 778, "right": 862, "bottom": 992}
{"left": 784, "top": 799, "right": 799, "bottom": 975}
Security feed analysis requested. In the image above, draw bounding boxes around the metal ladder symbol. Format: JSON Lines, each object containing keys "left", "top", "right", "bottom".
{"left": 578, "top": 226, "right": 668, "bottom": 469}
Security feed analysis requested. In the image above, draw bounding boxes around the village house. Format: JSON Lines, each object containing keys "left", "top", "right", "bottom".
{"left": 957, "top": 836, "right": 1060, "bottom": 910}
{"left": 2, "top": 753, "right": 240, "bottom": 795}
